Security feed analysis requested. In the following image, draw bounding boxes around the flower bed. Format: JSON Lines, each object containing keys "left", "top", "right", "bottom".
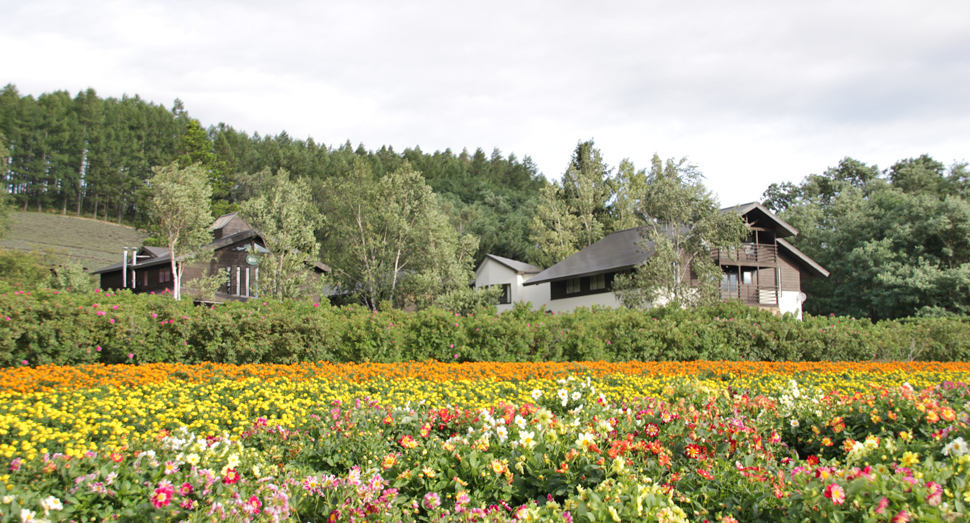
{"left": 0, "top": 363, "right": 968, "bottom": 522}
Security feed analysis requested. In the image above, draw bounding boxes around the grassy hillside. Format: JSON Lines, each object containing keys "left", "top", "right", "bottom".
{"left": 0, "top": 212, "right": 148, "bottom": 271}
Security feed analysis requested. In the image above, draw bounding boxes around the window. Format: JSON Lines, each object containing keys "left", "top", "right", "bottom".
{"left": 742, "top": 271, "right": 754, "bottom": 285}
{"left": 590, "top": 274, "right": 606, "bottom": 291}
{"left": 566, "top": 278, "right": 581, "bottom": 294}
{"left": 722, "top": 272, "right": 738, "bottom": 294}
{"left": 497, "top": 284, "right": 511, "bottom": 304}
{"left": 159, "top": 268, "right": 171, "bottom": 284}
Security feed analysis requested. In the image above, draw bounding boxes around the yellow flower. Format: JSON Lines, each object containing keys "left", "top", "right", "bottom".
{"left": 608, "top": 505, "right": 621, "bottom": 522}
{"left": 901, "top": 451, "right": 919, "bottom": 467}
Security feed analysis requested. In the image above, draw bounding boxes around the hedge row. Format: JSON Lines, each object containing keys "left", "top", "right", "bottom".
{"left": 2, "top": 282, "right": 969, "bottom": 367}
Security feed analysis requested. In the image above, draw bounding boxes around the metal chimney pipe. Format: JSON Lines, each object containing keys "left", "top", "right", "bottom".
{"left": 122, "top": 247, "right": 128, "bottom": 289}
{"left": 131, "top": 248, "right": 137, "bottom": 288}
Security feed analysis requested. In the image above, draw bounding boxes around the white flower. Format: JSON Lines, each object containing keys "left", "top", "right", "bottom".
{"left": 789, "top": 419, "right": 800, "bottom": 428}
{"left": 571, "top": 391, "right": 582, "bottom": 401}
{"left": 943, "top": 437, "right": 968, "bottom": 457}
{"left": 557, "top": 389, "right": 568, "bottom": 402}
{"left": 39, "top": 496, "right": 62, "bottom": 515}
{"left": 227, "top": 453, "right": 240, "bottom": 468}
{"left": 495, "top": 425, "right": 509, "bottom": 443}
{"left": 514, "top": 415, "right": 527, "bottom": 430}
{"left": 2, "top": 496, "right": 13, "bottom": 504}
{"left": 519, "top": 430, "right": 536, "bottom": 449}
{"left": 576, "top": 432, "right": 596, "bottom": 449}
{"left": 531, "top": 389, "right": 543, "bottom": 400}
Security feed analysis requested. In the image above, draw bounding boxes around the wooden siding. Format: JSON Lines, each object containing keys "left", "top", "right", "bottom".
{"left": 778, "top": 251, "right": 801, "bottom": 292}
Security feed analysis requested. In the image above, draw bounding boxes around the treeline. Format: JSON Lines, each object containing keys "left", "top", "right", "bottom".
{"left": 0, "top": 84, "right": 545, "bottom": 262}
{"left": 764, "top": 156, "right": 970, "bottom": 321}
{"left": 3, "top": 283, "right": 969, "bottom": 367}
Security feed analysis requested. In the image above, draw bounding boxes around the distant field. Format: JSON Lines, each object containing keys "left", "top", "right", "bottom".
{"left": 0, "top": 212, "right": 148, "bottom": 271}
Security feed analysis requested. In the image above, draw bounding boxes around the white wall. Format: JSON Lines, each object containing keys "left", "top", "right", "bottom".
{"left": 779, "top": 290, "right": 803, "bottom": 319}
{"left": 541, "top": 291, "right": 622, "bottom": 313}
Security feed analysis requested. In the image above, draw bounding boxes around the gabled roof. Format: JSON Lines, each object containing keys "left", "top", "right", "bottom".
{"left": 777, "top": 238, "right": 829, "bottom": 277}
{"left": 723, "top": 202, "right": 798, "bottom": 238}
{"left": 210, "top": 212, "right": 241, "bottom": 231}
{"left": 477, "top": 254, "right": 543, "bottom": 275}
{"left": 525, "top": 202, "right": 823, "bottom": 285}
{"left": 524, "top": 228, "right": 652, "bottom": 286}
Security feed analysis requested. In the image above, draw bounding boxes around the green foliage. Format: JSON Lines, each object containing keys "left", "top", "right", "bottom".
{"left": 0, "top": 249, "right": 50, "bottom": 287}
{"left": 321, "top": 159, "right": 478, "bottom": 310}
{"left": 149, "top": 161, "right": 213, "bottom": 300}
{"left": 528, "top": 140, "right": 614, "bottom": 268}
{"left": 3, "top": 285, "right": 970, "bottom": 368}
{"left": 613, "top": 155, "right": 749, "bottom": 309}
{"left": 0, "top": 190, "right": 12, "bottom": 239}
{"left": 767, "top": 155, "right": 970, "bottom": 320}
{"left": 240, "top": 171, "right": 323, "bottom": 301}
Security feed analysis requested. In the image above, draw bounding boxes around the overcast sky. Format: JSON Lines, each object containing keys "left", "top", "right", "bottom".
{"left": 4, "top": 0, "right": 968, "bottom": 205}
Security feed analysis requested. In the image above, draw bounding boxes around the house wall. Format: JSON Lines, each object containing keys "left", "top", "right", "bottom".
{"left": 778, "top": 252, "right": 805, "bottom": 318}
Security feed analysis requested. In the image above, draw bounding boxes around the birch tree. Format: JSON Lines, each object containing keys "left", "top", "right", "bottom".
{"left": 321, "top": 158, "right": 477, "bottom": 310}
{"left": 240, "top": 170, "right": 321, "bottom": 300}
{"left": 613, "top": 155, "right": 748, "bottom": 308}
{"left": 149, "top": 162, "right": 213, "bottom": 301}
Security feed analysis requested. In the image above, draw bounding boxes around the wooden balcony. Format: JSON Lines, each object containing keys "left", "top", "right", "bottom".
{"left": 721, "top": 284, "right": 778, "bottom": 306}
{"left": 712, "top": 243, "right": 777, "bottom": 266}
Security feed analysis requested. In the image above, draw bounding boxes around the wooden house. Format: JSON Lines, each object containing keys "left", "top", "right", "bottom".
{"left": 91, "top": 213, "right": 329, "bottom": 301}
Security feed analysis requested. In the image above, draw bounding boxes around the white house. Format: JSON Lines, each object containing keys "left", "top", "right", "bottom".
{"left": 474, "top": 202, "right": 829, "bottom": 317}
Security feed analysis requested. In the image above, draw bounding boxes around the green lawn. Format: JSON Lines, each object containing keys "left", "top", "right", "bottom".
{"left": 0, "top": 212, "right": 148, "bottom": 271}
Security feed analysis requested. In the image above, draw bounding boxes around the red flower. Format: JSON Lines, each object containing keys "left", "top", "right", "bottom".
{"left": 178, "top": 482, "right": 193, "bottom": 496}
{"left": 223, "top": 468, "right": 240, "bottom": 484}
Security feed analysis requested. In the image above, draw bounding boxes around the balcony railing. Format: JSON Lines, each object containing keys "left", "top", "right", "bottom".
{"left": 712, "top": 243, "right": 777, "bottom": 265}
{"left": 721, "top": 284, "right": 778, "bottom": 305}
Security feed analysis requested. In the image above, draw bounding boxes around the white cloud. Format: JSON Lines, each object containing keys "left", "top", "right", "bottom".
{"left": 2, "top": 0, "right": 968, "bottom": 204}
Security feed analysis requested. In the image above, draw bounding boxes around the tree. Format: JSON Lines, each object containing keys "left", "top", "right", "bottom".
{"left": 320, "top": 159, "right": 478, "bottom": 310}
{"left": 149, "top": 162, "right": 213, "bottom": 301}
{"left": 240, "top": 170, "right": 322, "bottom": 300}
{"left": 528, "top": 140, "right": 614, "bottom": 267}
{"left": 613, "top": 155, "right": 748, "bottom": 309}
{"left": 765, "top": 155, "right": 970, "bottom": 319}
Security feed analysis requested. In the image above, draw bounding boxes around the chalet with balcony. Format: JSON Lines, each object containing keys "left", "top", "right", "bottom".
{"left": 474, "top": 202, "right": 828, "bottom": 317}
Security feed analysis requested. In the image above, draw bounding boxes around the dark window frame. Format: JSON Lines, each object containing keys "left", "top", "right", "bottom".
{"left": 550, "top": 272, "right": 616, "bottom": 300}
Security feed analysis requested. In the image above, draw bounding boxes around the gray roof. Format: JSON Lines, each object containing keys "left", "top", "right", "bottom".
{"left": 524, "top": 228, "right": 652, "bottom": 286}
{"left": 479, "top": 254, "right": 543, "bottom": 274}
{"left": 525, "top": 202, "right": 822, "bottom": 285}
{"left": 210, "top": 212, "right": 240, "bottom": 230}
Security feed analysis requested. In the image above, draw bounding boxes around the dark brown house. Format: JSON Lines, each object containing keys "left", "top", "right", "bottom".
{"left": 91, "top": 213, "right": 329, "bottom": 301}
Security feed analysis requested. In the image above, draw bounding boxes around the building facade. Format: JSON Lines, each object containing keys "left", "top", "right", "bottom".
{"left": 474, "top": 203, "right": 828, "bottom": 317}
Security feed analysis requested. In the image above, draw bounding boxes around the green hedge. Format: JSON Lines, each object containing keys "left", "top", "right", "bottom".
{"left": 2, "top": 281, "right": 969, "bottom": 367}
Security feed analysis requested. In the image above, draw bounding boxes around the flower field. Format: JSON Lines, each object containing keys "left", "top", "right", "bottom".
{"left": 1, "top": 362, "right": 969, "bottom": 522}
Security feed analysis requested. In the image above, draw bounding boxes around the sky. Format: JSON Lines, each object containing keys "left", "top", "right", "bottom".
{"left": 3, "top": 0, "right": 969, "bottom": 205}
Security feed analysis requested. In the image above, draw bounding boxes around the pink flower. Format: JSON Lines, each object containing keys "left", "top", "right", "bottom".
{"left": 96, "top": 346, "right": 101, "bottom": 352}
{"left": 151, "top": 313, "right": 157, "bottom": 318}
{"left": 314, "top": 303, "right": 319, "bottom": 307}
{"left": 875, "top": 496, "right": 889, "bottom": 514}
{"left": 112, "top": 305, "right": 118, "bottom": 310}
{"left": 423, "top": 492, "right": 441, "bottom": 510}
{"left": 243, "top": 495, "right": 261, "bottom": 515}
{"left": 891, "top": 510, "right": 910, "bottom": 523}
{"left": 450, "top": 344, "right": 454, "bottom": 349}
{"left": 109, "top": 319, "right": 115, "bottom": 324}
{"left": 151, "top": 484, "right": 175, "bottom": 508}
{"left": 128, "top": 353, "right": 134, "bottom": 359}
{"left": 4, "top": 317, "right": 10, "bottom": 321}
{"left": 823, "top": 483, "right": 845, "bottom": 505}
{"left": 21, "top": 360, "right": 27, "bottom": 365}
{"left": 925, "top": 481, "right": 943, "bottom": 506}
